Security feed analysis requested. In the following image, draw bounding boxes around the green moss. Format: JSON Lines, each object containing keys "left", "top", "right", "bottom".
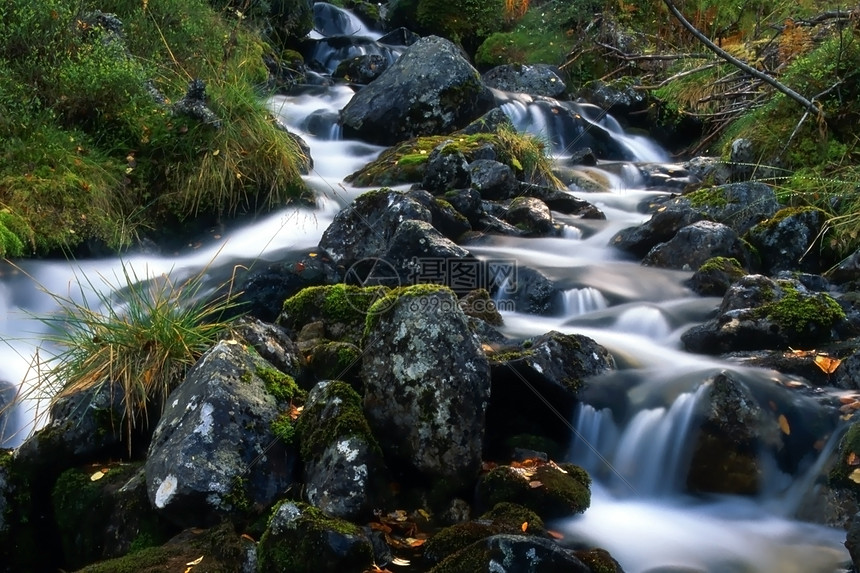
{"left": 346, "top": 127, "right": 558, "bottom": 189}
{"left": 308, "top": 341, "right": 362, "bottom": 383}
{"left": 295, "top": 381, "right": 380, "bottom": 462}
{"left": 698, "top": 256, "right": 743, "bottom": 274}
{"left": 755, "top": 282, "right": 844, "bottom": 333}
{"left": 830, "top": 423, "right": 860, "bottom": 488}
{"left": 256, "top": 365, "right": 304, "bottom": 403}
{"left": 270, "top": 413, "right": 296, "bottom": 444}
{"left": 363, "top": 283, "right": 456, "bottom": 338}
{"left": 477, "top": 462, "right": 591, "bottom": 520}
{"left": 480, "top": 501, "right": 545, "bottom": 532}
{"left": 686, "top": 186, "right": 730, "bottom": 209}
{"left": 424, "top": 521, "right": 504, "bottom": 565}
{"left": 282, "top": 284, "right": 389, "bottom": 342}
{"left": 258, "top": 501, "right": 372, "bottom": 573}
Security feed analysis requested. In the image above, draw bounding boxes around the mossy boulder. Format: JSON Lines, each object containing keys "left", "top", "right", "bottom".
{"left": 295, "top": 380, "right": 387, "bottom": 521}
{"left": 486, "top": 331, "right": 615, "bottom": 457}
{"left": 476, "top": 462, "right": 591, "bottom": 520}
{"left": 362, "top": 285, "right": 491, "bottom": 491}
{"left": 257, "top": 501, "right": 374, "bottom": 573}
{"left": 746, "top": 206, "right": 828, "bottom": 275}
{"left": 305, "top": 341, "right": 363, "bottom": 389}
{"left": 682, "top": 275, "right": 847, "bottom": 353}
{"left": 429, "top": 533, "right": 592, "bottom": 573}
{"left": 340, "top": 36, "right": 494, "bottom": 145}
{"left": 687, "top": 256, "right": 746, "bottom": 296}
{"left": 279, "top": 283, "right": 390, "bottom": 346}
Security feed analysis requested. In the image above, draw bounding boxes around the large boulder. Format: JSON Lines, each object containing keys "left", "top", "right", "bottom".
{"left": 340, "top": 36, "right": 495, "bottom": 145}
{"left": 642, "top": 220, "right": 750, "bottom": 271}
{"left": 746, "top": 206, "right": 827, "bottom": 275}
{"left": 362, "top": 285, "right": 491, "bottom": 490}
{"left": 145, "top": 340, "right": 297, "bottom": 528}
{"left": 683, "top": 181, "right": 780, "bottom": 235}
{"left": 295, "top": 380, "right": 387, "bottom": 521}
{"left": 482, "top": 64, "right": 567, "bottom": 98}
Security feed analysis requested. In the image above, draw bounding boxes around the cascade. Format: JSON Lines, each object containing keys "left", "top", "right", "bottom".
{"left": 0, "top": 6, "right": 852, "bottom": 571}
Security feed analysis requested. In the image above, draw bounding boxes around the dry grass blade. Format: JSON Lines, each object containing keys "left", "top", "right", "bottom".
{"left": 7, "top": 250, "right": 243, "bottom": 453}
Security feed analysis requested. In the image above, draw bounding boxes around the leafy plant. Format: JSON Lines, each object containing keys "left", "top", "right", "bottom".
{"left": 16, "top": 254, "right": 243, "bottom": 450}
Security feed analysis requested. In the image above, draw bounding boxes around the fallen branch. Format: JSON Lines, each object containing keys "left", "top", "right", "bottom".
{"left": 662, "top": 0, "right": 824, "bottom": 118}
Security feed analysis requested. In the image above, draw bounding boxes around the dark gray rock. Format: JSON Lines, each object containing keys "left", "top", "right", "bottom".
{"left": 362, "top": 286, "right": 490, "bottom": 489}
{"left": 233, "top": 317, "right": 303, "bottom": 376}
{"left": 172, "top": 79, "right": 221, "bottom": 128}
{"left": 296, "top": 381, "right": 386, "bottom": 521}
{"left": 145, "top": 340, "right": 296, "bottom": 528}
{"left": 319, "top": 189, "right": 432, "bottom": 268}
{"left": 847, "top": 512, "right": 860, "bottom": 572}
{"left": 681, "top": 275, "right": 846, "bottom": 353}
{"left": 406, "top": 189, "right": 472, "bottom": 241}
{"left": 442, "top": 188, "right": 484, "bottom": 226}
{"left": 340, "top": 36, "right": 495, "bottom": 145}
{"left": 494, "top": 266, "right": 563, "bottom": 315}
{"left": 684, "top": 181, "right": 780, "bottom": 235}
{"left": 257, "top": 501, "right": 373, "bottom": 573}
{"left": 642, "top": 220, "right": 750, "bottom": 271}
{"left": 518, "top": 183, "right": 605, "bottom": 219}
{"left": 504, "top": 196, "right": 556, "bottom": 237}
{"left": 431, "top": 534, "right": 591, "bottom": 573}
{"left": 686, "top": 256, "right": 746, "bottom": 297}
{"left": 422, "top": 141, "right": 471, "bottom": 193}
{"left": 610, "top": 201, "right": 705, "bottom": 259}
{"left": 383, "top": 219, "right": 474, "bottom": 288}
{"left": 486, "top": 331, "right": 615, "bottom": 455}
{"left": 482, "top": 64, "right": 567, "bottom": 98}
{"left": 469, "top": 159, "right": 519, "bottom": 200}
{"left": 746, "top": 207, "right": 826, "bottom": 275}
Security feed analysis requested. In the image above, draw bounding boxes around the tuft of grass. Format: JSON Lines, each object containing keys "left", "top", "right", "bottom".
{"left": 15, "top": 256, "right": 243, "bottom": 451}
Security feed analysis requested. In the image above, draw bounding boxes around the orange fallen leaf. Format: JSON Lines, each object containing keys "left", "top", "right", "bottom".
{"left": 814, "top": 354, "right": 841, "bottom": 374}
{"left": 778, "top": 414, "right": 791, "bottom": 435}
{"left": 406, "top": 537, "right": 426, "bottom": 547}
{"left": 849, "top": 452, "right": 860, "bottom": 466}
{"left": 547, "top": 530, "right": 564, "bottom": 539}
{"left": 240, "top": 533, "right": 255, "bottom": 542}
{"left": 521, "top": 521, "right": 528, "bottom": 532}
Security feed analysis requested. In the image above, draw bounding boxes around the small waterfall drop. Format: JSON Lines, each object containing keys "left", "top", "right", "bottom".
{"left": 562, "top": 287, "right": 608, "bottom": 316}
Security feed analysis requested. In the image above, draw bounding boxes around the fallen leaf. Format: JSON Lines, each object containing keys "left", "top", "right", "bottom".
{"left": 90, "top": 471, "right": 105, "bottom": 481}
{"left": 850, "top": 469, "right": 860, "bottom": 484}
{"left": 547, "top": 530, "right": 564, "bottom": 539}
{"left": 406, "top": 537, "right": 426, "bottom": 547}
{"left": 814, "top": 354, "right": 841, "bottom": 374}
{"left": 840, "top": 395, "right": 859, "bottom": 404}
{"left": 240, "top": 533, "right": 255, "bottom": 542}
{"left": 529, "top": 480, "right": 543, "bottom": 489}
{"left": 186, "top": 556, "right": 204, "bottom": 566}
{"left": 391, "top": 557, "right": 411, "bottom": 566}
{"left": 778, "top": 414, "right": 791, "bottom": 435}
{"left": 849, "top": 452, "right": 860, "bottom": 466}
{"left": 521, "top": 521, "right": 528, "bottom": 532}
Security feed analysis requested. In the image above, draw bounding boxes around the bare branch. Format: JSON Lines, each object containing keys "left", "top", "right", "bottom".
{"left": 662, "top": 0, "right": 824, "bottom": 118}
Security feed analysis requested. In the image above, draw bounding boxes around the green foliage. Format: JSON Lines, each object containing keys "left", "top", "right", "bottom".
{"left": 475, "top": 0, "right": 598, "bottom": 68}
{"left": 0, "top": 0, "right": 308, "bottom": 256}
{"left": 417, "top": 0, "right": 506, "bottom": 47}
{"left": 19, "top": 259, "right": 240, "bottom": 452}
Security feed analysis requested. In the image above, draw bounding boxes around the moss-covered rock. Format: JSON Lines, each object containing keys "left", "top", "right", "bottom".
{"left": 687, "top": 256, "right": 746, "bottom": 296}
{"left": 279, "top": 283, "right": 389, "bottom": 346}
{"left": 476, "top": 462, "right": 591, "bottom": 520}
{"left": 257, "top": 501, "right": 374, "bottom": 573}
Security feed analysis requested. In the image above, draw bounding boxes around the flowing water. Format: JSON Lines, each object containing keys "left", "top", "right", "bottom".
{"left": 0, "top": 5, "right": 852, "bottom": 571}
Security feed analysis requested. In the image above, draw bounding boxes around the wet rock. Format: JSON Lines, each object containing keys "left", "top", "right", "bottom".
{"left": 642, "top": 220, "right": 750, "bottom": 271}
{"left": 493, "top": 266, "right": 563, "bottom": 316}
{"left": 382, "top": 219, "right": 474, "bottom": 287}
{"left": 443, "top": 188, "right": 484, "bottom": 225}
{"left": 486, "top": 331, "right": 615, "bottom": 455}
{"left": 459, "top": 288, "right": 504, "bottom": 327}
{"left": 319, "top": 188, "right": 432, "bottom": 268}
{"left": 610, "top": 201, "right": 705, "bottom": 259}
{"left": 519, "top": 183, "right": 606, "bottom": 219}
{"left": 234, "top": 250, "right": 342, "bottom": 323}
{"left": 304, "top": 340, "right": 362, "bottom": 389}
{"left": 377, "top": 27, "right": 421, "bottom": 47}
{"left": 430, "top": 534, "right": 592, "bottom": 573}
{"left": 296, "top": 381, "right": 386, "bottom": 521}
{"left": 334, "top": 54, "right": 390, "bottom": 84}
{"left": 681, "top": 275, "right": 847, "bottom": 353}
{"left": 340, "top": 36, "right": 494, "bottom": 145}
{"left": 469, "top": 159, "right": 519, "bottom": 200}
{"left": 279, "top": 283, "right": 389, "bottom": 346}
{"left": 476, "top": 462, "right": 591, "bottom": 519}
{"left": 684, "top": 155, "right": 732, "bottom": 186}
{"left": 729, "top": 138, "right": 755, "bottom": 181}
{"left": 504, "top": 197, "right": 556, "bottom": 237}
{"left": 826, "top": 248, "right": 860, "bottom": 285}
{"left": 257, "top": 501, "right": 374, "bottom": 573}
{"left": 687, "top": 256, "right": 746, "bottom": 297}
{"left": 233, "top": 316, "right": 303, "bottom": 376}
{"left": 686, "top": 372, "right": 767, "bottom": 494}
{"left": 683, "top": 181, "right": 780, "bottom": 235}
{"left": 406, "top": 189, "right": 472, "bottom": 241}
{"left": 746, "top": 206, "right": 827, "bottom": 275}
{"left": 482, "top": 64, "right": 567, "bottom": 98}
{"left": 362, "top": 285, "right": 490, "bottom": 490}
{"left": 846, "top": 512, "right": 860, "bottom": 571}
{"left": 422, "top": 141, "right": 471, "bottom": 193}
{"left": 577, "top": 79, "right": 649, "bottom": 125}
{"left": 145, "top": 340, "right": 297, "bottom": 528}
